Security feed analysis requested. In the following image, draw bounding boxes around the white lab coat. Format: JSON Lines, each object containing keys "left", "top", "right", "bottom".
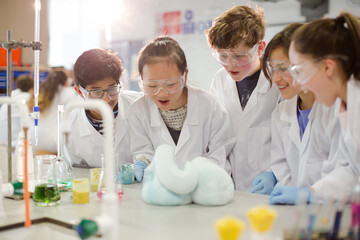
{"left": 210, "top": 68, "right": 280, "bottom": 191}
{"left": 270, "top": 97, "right": 346, "bottom": 190}
{"left": 30, "top": 86, "right": 78, "bottom": 153}
{"left": 312, "top": 77, "right": 360, "bottom": 201}
{"left": 63, "top": 90, "right": 142, "bottom": 169}
{"left": 129, "top": 84, "right": 235, "bottom": 171}
{"left": 0, "top": 89, "right": 31, "bottom": 147}
{"left": 338, "top": 77, "right": 360, "bottom": 171}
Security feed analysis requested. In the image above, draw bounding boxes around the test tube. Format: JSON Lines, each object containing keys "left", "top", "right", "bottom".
{"left": 331, "top": 199, "right": 345, "bottom": 239}
{"left": 292, "top": 189, "right": 309, "bottom": 239}
{"left": 307, "top": 202, "right": 320, "bottom": 237}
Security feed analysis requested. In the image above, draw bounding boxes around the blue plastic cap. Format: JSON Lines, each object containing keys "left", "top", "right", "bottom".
{"left": 33, "top": 106, "right": 40, "bottom": 112}
{"left": 34, "top": 119, "right": 38, "bottom": 126}
{"left": 75, "top": 225, "right": 85, "bottom": 236}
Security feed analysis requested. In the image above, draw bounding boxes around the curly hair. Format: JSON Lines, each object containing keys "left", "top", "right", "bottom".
{"left": 206, "top": 5, "right": 266, "bottom": 49}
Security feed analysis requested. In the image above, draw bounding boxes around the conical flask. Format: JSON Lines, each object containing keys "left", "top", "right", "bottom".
{"left": 33, "top": 155, "right": 61, "bottom": 206}
{"left": 54, "top": 105, "right": 73, "bottom": 190}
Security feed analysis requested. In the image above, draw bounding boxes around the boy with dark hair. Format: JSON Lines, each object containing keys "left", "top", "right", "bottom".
{"left": 64, "top": 49, "right": 141, "bottom": 170}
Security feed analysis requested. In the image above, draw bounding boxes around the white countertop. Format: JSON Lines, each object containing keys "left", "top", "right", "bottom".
{"left": 0, "top": 182, "right": 352, "bottom": 240}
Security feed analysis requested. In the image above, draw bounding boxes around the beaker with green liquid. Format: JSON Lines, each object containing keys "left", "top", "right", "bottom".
{"left": 33, "top": 155, "right": 61, "bottom": 207}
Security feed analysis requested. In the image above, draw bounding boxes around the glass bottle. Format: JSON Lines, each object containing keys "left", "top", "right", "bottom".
{"left": 33, "top": 155, "right": 61, "bottom": 206}
{"left": 54, "top": 105, "right": 73, "bottom": 190}
{"left": 97, "top": 154, "right": 123, "bottom": 200}
{"left": 15, "top": 129, "right": 35, "bottom": 192}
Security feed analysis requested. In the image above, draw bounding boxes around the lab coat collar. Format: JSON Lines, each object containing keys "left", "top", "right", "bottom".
{"left": 78, "top": 104, "right": 127, "bottom": 149}
{"left": 300, "top": 102, "right": 317, "bottom": 155}
{"left": 279, "top": 96, "right": 317, "bottom": 154}
{"left": 147, "top": 96, "right": 176, "bottom": 147}
{"left": 241, "top": 71, "right": 270, "bottom": 114}
{"left": 148, "top": 85, "right": 199, "bottom": 149}
{"left": 149, "top": 85, "right": 199, "bottom": 127}
{"left": 223, "top": 70, "right": 271, "bottom": 116}
{"left": 174, "top": 85, "right": 199, "bottom": 153}
{"left": 223, "top": 70, "right": 270, "bottom": 94}
{"left": 79, "top": 109, "right": 94, "bottom": 137}
{"left": 280, "top": 96, "right": 300, "bottom": 148}
{"left": 78, "top": 108, "right": 104, "bottom": 148}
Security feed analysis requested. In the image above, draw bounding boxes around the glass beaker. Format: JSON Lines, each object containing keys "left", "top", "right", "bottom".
{"left": 120, "top": 163, "right": 135, "bottom": 185}
{"left": 33, "top": 155, "right": 61, "bottom": 207}
{"left": 72, "top": 178, "right": 90, "bottom": 204}
{"left": 97, "top": 154, "right": 123, "bottom": 200}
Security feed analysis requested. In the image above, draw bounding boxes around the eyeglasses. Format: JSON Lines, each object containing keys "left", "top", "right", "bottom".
{"left": 266, "top": 60, "right": 292, "bottom": 79}
{"left": 211, "top": 43, "right": 259, "bottom": 66}
{"left": 79, "top": 84, "right": 121, "bottom": 100}
{"left": 139, "top": 75, "right": 185, "bottom": 96}
{"left": 289, "top": 54, "right": 348, "bottom": 85}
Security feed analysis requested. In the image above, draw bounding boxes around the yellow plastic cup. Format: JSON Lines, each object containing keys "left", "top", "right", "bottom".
{"left": 90, "top": 168, "right": 102, "bottom": 192}
{"left": 215, "top": 216, "right": 245, "bottom": 240}
{"left": 247, "top": 205, "right": 277, "bottom": 233}
{"left": 72, "top": 178, "right": 90, "bottom": 204}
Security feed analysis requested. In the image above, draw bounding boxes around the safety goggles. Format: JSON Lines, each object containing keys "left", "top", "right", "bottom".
{"left": 139, "top": 74, "right": 185, "bottom": 96}
{"left": 211, "top": 43, "right": 259, "bottom": 66}
{"left": 266, "top": 60, "right": 292, "bottom": 79}
{"left": 289, "top": 55, "right": 348, "bottom": 85}
{"left": 79, "top": 84, "right": 121, "bottom": 100}
{"left": 288, "top": 62, "right": 318, "bottom": 85}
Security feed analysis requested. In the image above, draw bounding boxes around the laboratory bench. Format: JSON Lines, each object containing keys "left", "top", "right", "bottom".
{"left": 0, "top": 182, "right": 353, "bottom": 240}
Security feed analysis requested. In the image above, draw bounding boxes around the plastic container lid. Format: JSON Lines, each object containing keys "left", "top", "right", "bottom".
{"left": 215, "top": 216, "right": 245, "bottom": 240}
{"left": 247, "top": 205, "right": 277, "bottom": 233}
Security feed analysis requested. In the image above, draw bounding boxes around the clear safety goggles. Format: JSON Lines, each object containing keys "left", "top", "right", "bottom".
{"left": 289, "top": 54, "right": 348, "bottom": 85}
{"left": 139, "top": 74, "right": 185, "bottom": 96}
{"left": 266, "top": 60, "right": 292, "bottom": 79}
{"left": 288, "top": 62, "right": 318, "bottom": 85}
{"left": 211, "top": 43, "right": 259, "bottom": 66}
{"left": 79, "top": 84, "right": 121, "bottom": 100}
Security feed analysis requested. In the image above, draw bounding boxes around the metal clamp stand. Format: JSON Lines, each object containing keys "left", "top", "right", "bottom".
{"left": 0, "top": 30, "right": 42, "bottom": 182}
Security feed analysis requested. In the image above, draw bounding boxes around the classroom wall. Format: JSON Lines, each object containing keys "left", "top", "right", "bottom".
{"left": 1, "top": 0, "right": 360, "bottom": 91}
{"left": 107, "top": 0, "right": 360, "bottom": 90}
{"left": 0, "top": 0, "right": 49, "bottom": 67}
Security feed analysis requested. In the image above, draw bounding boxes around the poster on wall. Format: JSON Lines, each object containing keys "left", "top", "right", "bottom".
{"left": 155, "top": 9, "right": 213, "bottom": 36}
{"left": 162, "top": 11, "right": 181, "bottom": 34}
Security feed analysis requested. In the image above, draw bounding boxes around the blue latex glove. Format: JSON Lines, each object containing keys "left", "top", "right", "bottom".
{"left": 250, "top": 171, "right": 277, "bottom": 195}
{"left": 269, "top": 185, "right": 313, "bottom": 205}
{"left": 134, "top": 161, "right": 148, "bottom": 182}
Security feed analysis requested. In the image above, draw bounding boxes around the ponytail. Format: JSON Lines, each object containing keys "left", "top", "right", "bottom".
{"left": 292, "top": 12, "right": 360, "bottom": 82}
{"left": 338, "top": 13, "right": 360, "bottom": 80}
{"left": 28, "top": 70, "right": 67, "bottom": 112}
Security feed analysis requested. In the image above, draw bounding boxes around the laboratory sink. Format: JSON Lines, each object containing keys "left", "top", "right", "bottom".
{"left": 0, "top": 217, "right": 100, "bottom": 240}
